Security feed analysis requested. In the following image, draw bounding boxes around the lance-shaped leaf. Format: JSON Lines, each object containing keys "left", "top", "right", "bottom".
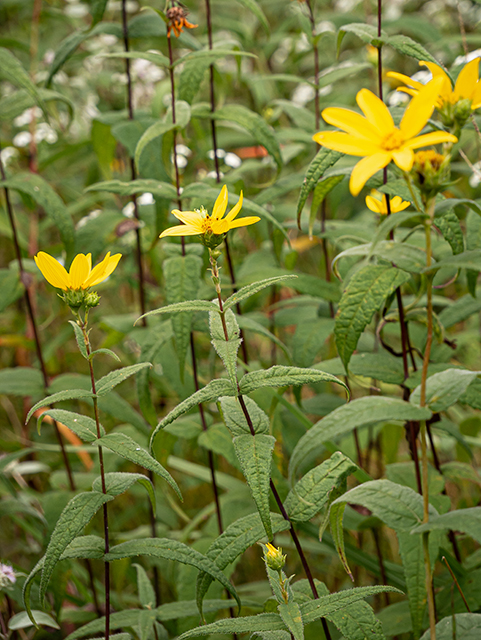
{"left": 100, "top": 50, "right": 170, "bottom": 67}
{"left": 69, "top": 321, "right": 88, "bottom": 359}
{"left": 85, "top": 178, "right": 178, "bottom": 199}
{"left": 210, "top": 308, "right": 241, "bottom": 387}
{"left": 65, "top": 611, "right": 142, "bottom": 640}
{"left": 224, "top": 275, "right": 298, "bottom": 310}
{"left": 26, "top": 389, "right": 96, "bottom": 423}
{"left": 285, "top": 452, "right": 357, "bottom": 522}
{"left": 423, "top": 249, "right": 481, "bottom": 272}
{"left": 23, "top": 535, "right": 104, "bottom": 624}
{"left": 133, "top": 563, "right": 156, "bottom": 609}
{"left": 436, "top": 211, "right": 464, "bottom": 256}
{"left": 8, "top": 611, "right": 60, "bottom": 631}
{"left": 135, "top": 101, "right": 191, "bottom": 168}
{"left": 177, "top": 613, "right": 287, "bottom": 639}
{"left": 289, "top": 396, "right": 431, "bottom": 480}
{"left": 239, "top": 365, "right": 348, "bottom": 395}
{"left": 237, "top": 315, "right": 291, "bottom": 360}
{"left": 410, "top": 369, "right": 479, "bottom": 413}
{"left": 196, "top": 512, "right": 290, "bottom": 610}
{"left": 39, "top": 492, "right": 114, "bottom": 602}
{"left": 37, "top": 409, "right": 103, "bottom": 442}
{"left": 329, "top": 480, "right": 438, "bottom": 639}
{"left": 300, "top": 586, "right": 402, "bottom": 624}
{"left": 138, "top": 299, "right": 219, "bottom": 324}
{"left": 278, "top": 602, "right": 304, "bottom": 640}
{"left": 150, "top": 378, "right": 236, "bottom": 451}
{"left": 0, "top": 48, "right": 47, "bottom": 117}
{"left": 308, "top": 176, "right": 344, "bottom": 238}
{"left": 419, "top": 613, "right": 481, "bottom": 640}
{"left": 95, "top": 432, "right": 181, "bottom": 500}
{"left": 92, "top": 472, "right": 155, "bottom": 515}
{"left": 220, "top": 395, "right": 269, "bottom": 435}
{"left": 1, "top": 173, "right": 75, "bottom": 259}
{"left": 335, "top": 265, "right": 411, "bottom": 372}
{"left": 104, "top": 538, "right": 240, "bottom": 613}
{"left": 412, "top": 507, "right": 481, "bottom": 544}
{"left": 95, "top": 363, "right": 152, "bottom": 396}
{"left": 387, "top": 34, "right": 441, "bottom": 66}
{"left": 297, "top": 148, "right": 343, "bottom": 224}
{"left": 164, "top": 254, "right": 202, "bottom": 378}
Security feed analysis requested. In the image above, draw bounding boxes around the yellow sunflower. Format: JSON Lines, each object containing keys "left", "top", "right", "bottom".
{"left": 34, "top": 251, "right": 121, "bottom": 291}
{"left": 313, "top": 77, "right": 457, "bottom": 196}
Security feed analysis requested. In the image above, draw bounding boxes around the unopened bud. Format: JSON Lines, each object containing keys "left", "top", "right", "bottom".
{"left": 84, "top": 291, "right": 100, "bottom": 308}
{"left": 411, "top": 150, "right": 451, "bottom": 199}
{"left": 264, "top": 543, "right": 286, "bottom": 572}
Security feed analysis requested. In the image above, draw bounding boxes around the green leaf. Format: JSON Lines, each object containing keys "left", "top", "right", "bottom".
{"left": 65, "top": 611, "right": 141, "bottom": 640}
{"left": 335, "top": 241, "right": 427, "bottom": 274}
{"left": 210, "top": 308, "right": 241, "bottom": 387}
{"left": 178, "top": 57, "right": 212, "bottom": 105}
{"left": 0, "top": 48, "right": 47, "bottom": 117}
{"left": 95, "top": 432, "right": 181, "bottom": 500}
{"left": 139, "top": 299, "right": 219, "bottom": 323}
{"left": 173, "top": 48, "right": 257, "bottom": 68}
{"left": 419, "top": 613, "right": 481, "bottom": 640}
{"left": 135, "top": 101, "right": 191, "bottom": 169}
{"left": 285, "top": 452, "right": 357, "bottom": 523}
{"left": 435, "top": 198, "right": 481, "bottom": 218}
{"left": 300, "top": 586, "right": 402, "bottom": 624}
{"left": 38, "top": 409, "right": 102, "bottom": 442}
{"left": 23, "top": 536, "right": 104, "bottom": 624}
{"left": 1, "top": 173, "right": 75, "bottom": 259}
{"left": 223, "top": 275, "right": 298, "bottom": 310}
{"left": 92, "top": 472, "right": 155, "bottom": 514}
{"left": 40, "top": 492, "right": 114, "bottom": 602}
{"left": 206, "top": 104, "right": 282, "bottom": 172}
{"left": 233, "top": 0, "right": 270, "bottom": 33}
{"left": 177, "top": 613, "right": 286, "bottom": 639}
{"left": 326, "top": 598, "right": 385, "bottom": 640}
{"left": 289, "top": 397, "right": 431, "bottom": 480}
{"left": 68, "top": 321, "right": 88, "bottom": 359}
{"left": 410, "top": 369, "right": 479, "bottom": 412}
{"left": 316, "top": 353, "right": 404, "bottom": 385}
{"left": 0, "top": 367, "right": 44, "bottom": 397}
{"left": 85, "top": 179, "right": 178, "bottom": 200}
{"left": 89, "top": 0, "right": 109, "bottom": 25}
{"left": 293, "top": 318, "right": 334, "bottom": 368}
{"left": 278, "top": 602, "right": 304, "bottom": 640}
{"left": 0, "top": 268, "right": 23, "bottom": 312}
{"left": 220, "top": 395, "right": 269, "bottom": 435}
{"left": 90, "top": 348, "right": 121, "bottom": 362}
{"left": 439, "top": 294, "right": 481, "bottom": 328}
{"left": 424, "top": 249, "right": 481, "bottom": 273}
{"left": 198, "top": 423, "right": 238, "bottom": 468}
{"left": 133, "top": 563, "right": 156, "bottom": 608}
{"left": 0, "top": 88, "right": 74, "bottom": 123}
{"left": 335, "top": 265, "right": 411, "bottom": 371}
{"left": 370, "top": 210, "right": 426, "bottom": 250}
{"left": 105, "top": 538, "right": 240, "bottom": 613}
{"left": 436, "top": 212, "right": 464, "bottom": 255}
{"left": 150, "top": 379, "right": 236, "bottom": 450}
{"left": 387, "top": 34, "right": 440, "bottom": 65}
{"left": 95, "top": 363, "right": 152, "bottom": 397}
{"left": 309, "top": 176, "right": 344, "bottom": 238}
{"left": 196, "top": 512, "right": 290, "bottom": 610}
{"left": 412, "top": 507, "right": 481, "bottom": 544}
{"left": 297, "top": 149, "right": 343, "bottom": 223}
{"left": 237, "top": 315, "right": 291, "bottom": 361}
{"left": 290, "top": 273, "right": 341, "bottom": 303}
{"left": 26, "top": 389, "right": 96, "bottom": 424}
{"left": 8, "top": 611, "right": 60, "bottom": 631}
{"left": 337, "top": 23, "right": 387, "bottom": 52}
{"left": 233, "top": 434, "right": 276, "bottom": 540}
{"left": 164, "top": 255, "right": 202, "bottom": 378}
{"left": 239, "top": 365, "right": 348, "bottom": 395}
{"left": 138, "top": 609, "right": 156, "bottom": 640}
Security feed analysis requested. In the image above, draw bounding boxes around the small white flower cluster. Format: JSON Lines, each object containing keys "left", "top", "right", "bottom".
{"left": 0, "top": 563, "right": 16, "bottom": 589}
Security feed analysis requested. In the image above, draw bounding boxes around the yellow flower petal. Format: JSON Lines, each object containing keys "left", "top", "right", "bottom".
{"left": 34, "top": 252, "right": 70, "bottom": 290}
{"left": 403, "top": 130, "right": 457, "bottom": 150}
{"left": 94, "top": 253, "right": 121, "bottom": 284}
{"left": 83, "top": 252, "right": 121, "bottom": 288}
{"left": 215, "top": 215, "right": 260, "bottom": 233}
{"left": 471, "top": 82, "right": 481, "bottom": 109}
{"left": 454, "top": 57, "right": 479, "bottom": 101}
{"left": 349, "top": 152, "right": 391, "bottom": 196}
{"left": 356, "top": 89, "right": 395, "bottom": 136}
{"left": 159, "top": 224, "right": 202, "bottom": 238}
{"left": 223, "top": 191, "right": 244, "bottom": 224}
{"left": 392, "top": 147, "right": 414, "bottom": 171}
{"left": 313, "top": 132, "right": 378, "bottom": 156}
{"left": 68, "top": 253, "right": 91, "bottom": 290}
{"left": 172, "top": 209, "right": 203, "bottom": 228}
{"left": 365, "top": 195, "right": 383, "bottom": 213}
{"left": 212, "top": 184, "right": 228, "bottom": 221}
{"left": 321, "top": 107, "right": 381, "bottom": 141}
{"left": 420, "top": 61, "right": 452, "bottom": 102}
{"left": 387, "top": 71, "right": 425, "bottom": 92}
{"left": 400, "top": 76, "right": 444, "bottom": 139}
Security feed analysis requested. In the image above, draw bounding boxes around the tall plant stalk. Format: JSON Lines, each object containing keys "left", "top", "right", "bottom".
{"left": 121, "top": 0, "right": 147, "bottom": 324}
{"left": 77, "top": 311, "right": 111, "bottom": 640}
{"left": 166, "top": 24, "right": 225, "bottom": 536}
{"left": 210, "top": 252, "right": 332, "bottom": 640}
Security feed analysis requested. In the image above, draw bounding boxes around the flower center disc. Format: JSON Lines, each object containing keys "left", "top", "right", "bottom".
{"left": 381, "top": 129, "right": 404, "bottom": 151}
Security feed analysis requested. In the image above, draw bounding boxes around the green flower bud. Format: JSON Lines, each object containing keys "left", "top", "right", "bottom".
{"left": 84, "top": 291, "right": 101, "bottom": 308}
{"left": 264, "top": 543, "right": 286, "bottom": 572}
{"left": 201, "top": 229, "right": 226, "bottom": 250}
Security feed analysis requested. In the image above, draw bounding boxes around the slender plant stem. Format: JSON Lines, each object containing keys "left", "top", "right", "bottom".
{"left": 420, "top": 208, "right": 437, "bottom": 640}
{"left": 121, "top": 0, "right": 147, "bottom": 324}
{"left": 167, "top": 33, "right": 225, "bottom": 537}
{"left": 305, "top": 0, "right": 320, "bottom": 131}
{"left": 79, "top": 315, "right": 110, "bottom": 639}
{"left": 442, "top": 556, "right": 471, "bottom": 612}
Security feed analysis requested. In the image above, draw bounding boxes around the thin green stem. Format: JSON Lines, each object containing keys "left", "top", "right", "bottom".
{"left": 78, "top": 312, "right": 110, "bottom": 639}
